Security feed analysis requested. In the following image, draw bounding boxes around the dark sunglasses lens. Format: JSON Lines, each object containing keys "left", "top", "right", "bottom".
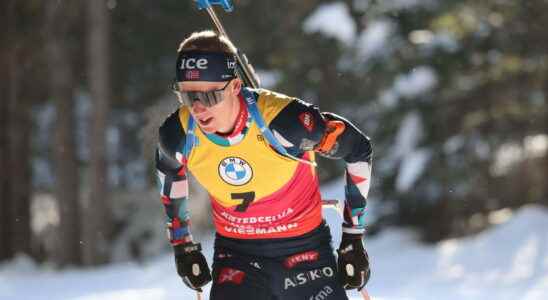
{"left": 198, "top": 92, "right": 210, "bottom": 107}
{"left": 204, "top": 92, "right": 219, "bottom": 107}
{"left": 179, "top": 92, "right": 193, "bottom": 106}
{"left": 212, "top": 90, "right": 224, "bottom": 105}
{"left": 179, "top": 86, "right": 226, "bottom": 107}
{"left": 179, "top": 92, "right": 214, "bottom": 107}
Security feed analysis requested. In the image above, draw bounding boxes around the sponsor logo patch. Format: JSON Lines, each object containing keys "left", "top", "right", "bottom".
{"left": 180, "top": 58, "right": 208, "bottom": 70}
{"left": 221, "top": 208, "right": 294, "bottom": 225}
{"left": 223, "top": 223, "right": 299, "bottom": 236}
{"left": 284, "top": 250, "right": 320, "bottom": 269}
{"left": 218, "top": 267, "right": 246, "bottom": 285}
{"left": 283, "top": 267, "right": 335, "bottom": 290}
{"left": 299, "top": 112, "right": 315, "bottom": 133}
{"left": 218, "top": 157, "right": 253, "bottom": 186}
{"left": 309, "top": 285, "right": 334, "bottom": 300}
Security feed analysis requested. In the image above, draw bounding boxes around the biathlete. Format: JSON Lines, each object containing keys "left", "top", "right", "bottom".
{"left": 155, "top": 30, "right": 373, "bottom": 300}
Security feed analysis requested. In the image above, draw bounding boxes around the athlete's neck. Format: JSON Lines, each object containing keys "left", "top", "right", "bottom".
{"left": 216, "top": 95, "right": 247, "bottom": 137}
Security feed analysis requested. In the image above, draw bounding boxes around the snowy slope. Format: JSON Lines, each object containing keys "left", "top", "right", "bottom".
{"left": 2, "top": 204, "right": 548, "bottom": 300}
{"left": 366, "top": 205, "right": 548, "bottom": 300}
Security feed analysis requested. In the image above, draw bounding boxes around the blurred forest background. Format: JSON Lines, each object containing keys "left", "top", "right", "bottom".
{"left": 1, "top": 0, "right": 547, "bottom": 268}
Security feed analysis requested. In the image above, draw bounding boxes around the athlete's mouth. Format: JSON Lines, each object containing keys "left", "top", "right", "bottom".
{"left": 198, "top": 116, "right": 214, "bottom": 127}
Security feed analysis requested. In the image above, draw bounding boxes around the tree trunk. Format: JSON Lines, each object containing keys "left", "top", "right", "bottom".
{"left": 1, "top": 0, "right": 33, "bottom": 260}
{"left": 0, "top": 0, "right": 15, "bottom": 262}
{"left": 0, "top": 66, "right": 11, "bottom": 261}
{"left": 83, "top": 0, "right": 112, "bottom": 265}
{"left": 8, "top": 45, "right": 33, "bottom": 257}
{"left": 45, "top": 2, "right": 82, "bottom": 267}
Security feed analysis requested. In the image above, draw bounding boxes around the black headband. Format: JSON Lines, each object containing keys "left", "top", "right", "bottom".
{"left": 175, "top": 51, "right": 237, "bottom": 82}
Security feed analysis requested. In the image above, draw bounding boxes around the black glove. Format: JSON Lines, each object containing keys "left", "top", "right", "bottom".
{"left": 337, "top": 232, "right": 371, "bottom": 290}
{"left": 174, "top": 242, "right": 212, "bottom": 291}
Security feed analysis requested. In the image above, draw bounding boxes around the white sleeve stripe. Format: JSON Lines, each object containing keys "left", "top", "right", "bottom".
{"left": 273, "top": 129, "right": 295, "bottom": 147}
{"left": 346, "top": 161, "right": 371, "bottom": 176}
{"left": 157, "top": 171, "right": 166, "bottom": 194}
{"left": 355, "top": 181, "right": 371, "bottom": 199}
{"left": 169, "top": 180, "right": 188, "bottom": 199}
{"left": 347, "top": 161, "right": 372, "bottom": 199}
{"left": 342, "top": 227, "right": 365, "bottom": 234}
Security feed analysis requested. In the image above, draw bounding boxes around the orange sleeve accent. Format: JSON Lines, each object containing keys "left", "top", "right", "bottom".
{"left": 314, "top": 120, "right": 346, "bottom": 154}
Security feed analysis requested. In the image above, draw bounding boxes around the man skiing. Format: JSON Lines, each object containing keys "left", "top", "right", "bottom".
{"left": 156, "top": 30, "right": 372, "bottom": 300}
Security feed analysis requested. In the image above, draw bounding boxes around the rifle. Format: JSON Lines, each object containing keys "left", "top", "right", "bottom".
{"left": 194, "top": 0, "right": 261, "bottom": 88}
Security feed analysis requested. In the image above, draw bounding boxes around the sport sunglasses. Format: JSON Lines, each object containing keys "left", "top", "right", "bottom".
{"left": 172, "top": 80, "right": 232, "bottom": 107}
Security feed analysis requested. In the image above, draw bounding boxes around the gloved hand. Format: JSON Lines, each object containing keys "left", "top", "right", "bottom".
{"left": 337, "top": 232, "right": 371, "bottom": 290}
{"left": 174, "top": 242, "right": 212, "bottom": 291}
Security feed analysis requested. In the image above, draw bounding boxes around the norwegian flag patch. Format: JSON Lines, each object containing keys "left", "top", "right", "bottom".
{"left": 185, "top": 70, "right": 200, "bottom": 80}
{"left": 217, "top": 267, "right": 246, "bottom": 285}
{"left": 298, "top": 112, "right": 315, "bottom": 133}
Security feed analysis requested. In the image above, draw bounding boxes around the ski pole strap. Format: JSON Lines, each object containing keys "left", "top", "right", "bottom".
{"left": 194, "top": 0, "right": 233, "bottom": 12}
{"left": 241, "top": 88, "right": 317, "bottom": 167}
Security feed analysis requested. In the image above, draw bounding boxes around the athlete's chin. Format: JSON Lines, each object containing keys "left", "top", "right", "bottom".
{"left": 200, "top": 124, "right": 217, "bottom": 134}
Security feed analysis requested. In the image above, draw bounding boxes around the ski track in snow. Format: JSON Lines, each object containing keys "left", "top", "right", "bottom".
{"left": 2, "top": 203, "right": 548, "bottom": 300}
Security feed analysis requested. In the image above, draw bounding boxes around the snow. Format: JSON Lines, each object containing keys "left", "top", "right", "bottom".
{"left": 379, "top": 0, "right": 437, "bottom": 11}
{"left": 429, "top": 32, "right": 460, "bottom": 53}
{"left": 524, "top": 134, "right": 548, "bottom": 157}
{"left": 375, "top": 67, "right": 438, "bottom": 115}
{"left": 491, "top": 134, "right": 548, "bottom": 176}
{"left": 395, "top": 148, "right": 432, "bottom": 192}
{"left": 380, "top": 111, "right": 427, "bottom": 177}
{"left": 443, "top": 135, "right": 465, "bottom": 155}
{"left": 356, "top": 19, "right": 394, "bottom": 62}
{"left": 303, "top": 2, "right": 357, "bottom": 46}
{"left": 31, "top": 194, "right": 59, "bottom": 234}
{"left": 391, "top": 111, "right": 424, "bottom": 160}
{"left": 378, "top": 89, "right": 399, "bottom": 109}
{"left": 255, "top": 69, "right": 282, "bottom": 89}
{"left": 409, "top": 29, "right": 434, "bottom": 44}
{"left": 492, "top": 142, "right": 523, "bottom": 176}
{"left": 353, "top": 0, "right": 371, "bottom": 12}
{"left": 393, "top": 66, "right": 438, "bottom": 98}
{"left": 3, "top": 201, "right": 548, "bottom": 300}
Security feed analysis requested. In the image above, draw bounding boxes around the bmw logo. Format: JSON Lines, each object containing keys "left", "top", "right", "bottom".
{"left": 218, "top": 157, "right": 253, "bottom": 186}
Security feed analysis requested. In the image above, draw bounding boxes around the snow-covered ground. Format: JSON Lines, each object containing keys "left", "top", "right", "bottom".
{"left": 2, "top": 202, "right": 548, "bottom": 300}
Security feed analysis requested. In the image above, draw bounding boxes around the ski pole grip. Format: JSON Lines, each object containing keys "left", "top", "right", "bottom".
{"left": 194, "top": 0, "right": 234, "bottom": 12}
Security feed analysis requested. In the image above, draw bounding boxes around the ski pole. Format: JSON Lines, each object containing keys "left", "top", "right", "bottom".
{"left": 360, "top": 288, "right": 372, "bottom": 300}
{"left": 192, "top": 0, "right": 261, "bottom": 88}
{"left": 322, "top": 198, "right": 372, "bottom": 300}
{"left": 321, "top": 199, "right": 343, "bottom": 213}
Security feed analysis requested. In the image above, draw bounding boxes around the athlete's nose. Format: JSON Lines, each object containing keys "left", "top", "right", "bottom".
{"left": 191, "top": 100, "right": 208, "bottom": 114}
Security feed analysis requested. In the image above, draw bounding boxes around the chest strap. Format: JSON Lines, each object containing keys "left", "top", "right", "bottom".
{"left": 182, "top": 116, "right": 196, "bottom": 159}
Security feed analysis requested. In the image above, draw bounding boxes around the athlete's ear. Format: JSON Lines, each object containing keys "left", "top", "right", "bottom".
{"left": 231, "top": 78, "right": 242, "bottom": 96}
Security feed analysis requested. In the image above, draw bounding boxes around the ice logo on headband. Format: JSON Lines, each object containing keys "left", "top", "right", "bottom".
{"left": 180, "top": 58, "right": 208, "bottom": 70}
